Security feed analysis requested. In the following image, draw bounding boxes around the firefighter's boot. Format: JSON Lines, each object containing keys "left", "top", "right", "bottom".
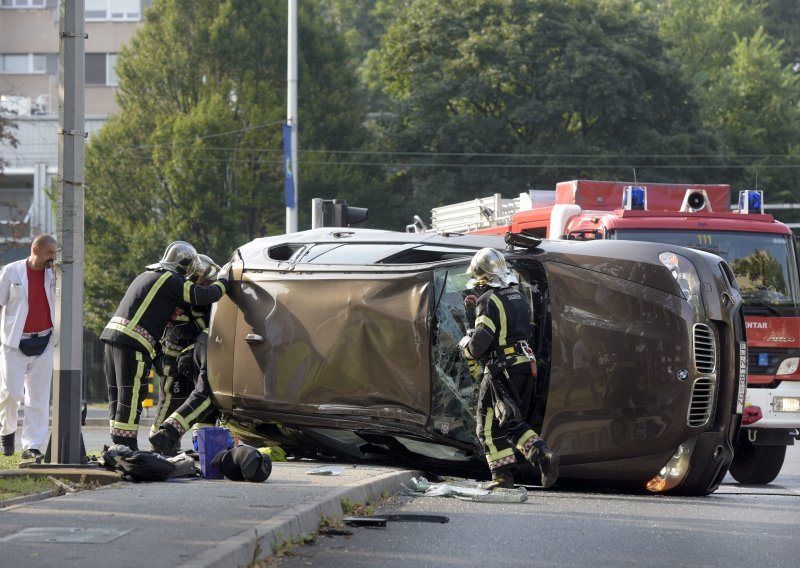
{"left": 525, "top": 439, "right": 560, "bottom": 489}
{"left": 149, "top": 425, "right": 179, "bottom": 457}
{"left": 479, "top": 472, "right": 515, "bottom": 490}
{"left": 111, "top": 434, "right": 138, "bottom": 452}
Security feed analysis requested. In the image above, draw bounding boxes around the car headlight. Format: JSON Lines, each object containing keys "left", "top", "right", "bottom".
{"left": 646, "top": 437, "right": 698, "bottom": 493}
{"left": 659, "top": 252, "right": 704, "bottom": 316}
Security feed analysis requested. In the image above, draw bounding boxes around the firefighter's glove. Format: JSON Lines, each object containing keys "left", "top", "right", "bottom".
{"left": 458, "top": 329, "right": 475, "bottom": 358}
{"left": 216, "top": 262, "right": 232, "bottom": 293}
{"left": 176, "top": 352, "right": 194, "bottom": 378}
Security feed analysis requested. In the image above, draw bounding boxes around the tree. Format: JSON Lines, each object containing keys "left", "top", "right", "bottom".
{"left": 656, "top": 0, "right": 800, "bottom": 199}
{"left": 367, "top": 0, "right": 719, "bottom": 222}
{"left": 84, "top": 0, "right": 372, "bottom": 332}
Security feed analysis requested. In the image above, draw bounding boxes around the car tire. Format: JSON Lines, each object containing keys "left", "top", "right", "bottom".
{"left": 729, "top": 436, "right": 786, "bottom": 485}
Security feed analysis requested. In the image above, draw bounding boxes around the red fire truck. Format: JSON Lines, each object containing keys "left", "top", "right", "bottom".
{"left": 423, "top": 180, "right": 800, "bottom": 484}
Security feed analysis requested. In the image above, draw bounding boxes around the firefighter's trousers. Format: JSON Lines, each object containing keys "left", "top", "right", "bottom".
{"left": 476, "top": 364, "right": 540, "bottom": 475}
{"left": 104, "top": 342, "right": 152, "bottom": 449}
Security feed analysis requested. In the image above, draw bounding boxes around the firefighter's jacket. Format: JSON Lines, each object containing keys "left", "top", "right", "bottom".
{"left": 463, "top": 284, "right": 532, "bottom": 369}
{"left": 100, "top": 269, "right": 226, "bottom": 359}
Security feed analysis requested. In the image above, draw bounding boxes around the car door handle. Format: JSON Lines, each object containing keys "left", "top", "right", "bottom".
{"left": 244, "top": 333, "right": 264, "bottom": 345}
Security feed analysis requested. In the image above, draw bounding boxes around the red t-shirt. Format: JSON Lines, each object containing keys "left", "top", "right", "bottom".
{"left": 24, "top": 264, "right": 53, "bottom": 333}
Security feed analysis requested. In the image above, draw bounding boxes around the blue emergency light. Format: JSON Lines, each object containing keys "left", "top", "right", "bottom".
{"left": 738, "top": 190, "right": 764, "bottom": 214}
{"left": 622, "top": 186, "right": 647, "bottom": 210}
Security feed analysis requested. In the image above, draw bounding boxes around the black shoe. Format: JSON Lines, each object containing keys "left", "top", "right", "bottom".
{"left": 526, "top": 440, "right": 560, "bottom": 489}
{"left": 21, "top": 448, "right": 42, "bottom": 459}
{"left": 149, "top": 428, "right": 179, "bottom": 457}
{"left": 1, "top": 433, "right": 14, "bottom": 456}
{"left": 479, "top": 473, "right": 515, "bottom": 490}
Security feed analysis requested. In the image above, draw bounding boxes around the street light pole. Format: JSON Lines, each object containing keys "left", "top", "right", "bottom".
{"left": 51, "top": 0, "right": 86, "bottom": 464}
{"left": 286, "top": 0, "right": 298, "bottom": 234}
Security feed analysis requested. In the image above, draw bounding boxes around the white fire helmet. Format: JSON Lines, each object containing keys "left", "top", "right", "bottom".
{"left": 465, "top": 248, "right": 518, "bottom": 288}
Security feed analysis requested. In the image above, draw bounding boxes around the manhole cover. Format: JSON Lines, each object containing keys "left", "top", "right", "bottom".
{"left": 0, "top": 527, "right": 132, "bottom": 544}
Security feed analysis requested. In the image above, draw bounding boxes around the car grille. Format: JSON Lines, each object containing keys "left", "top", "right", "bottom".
{"left": 687, "top": 377, "right": 715, "bottom": 427}
{"left": 693, "top": 324, "right": 716, "bottom": 374}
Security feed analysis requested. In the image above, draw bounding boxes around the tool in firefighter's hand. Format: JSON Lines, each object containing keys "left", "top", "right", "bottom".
{"left": 458, "top": 329, "right": 475, "bottom": 354}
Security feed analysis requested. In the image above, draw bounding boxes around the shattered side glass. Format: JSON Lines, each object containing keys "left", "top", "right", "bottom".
{"left": 430, "top": 266, "right": 480, "bottom": 446}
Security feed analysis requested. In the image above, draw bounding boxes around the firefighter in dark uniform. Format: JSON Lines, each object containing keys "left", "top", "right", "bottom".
{"left": 101, "top": 242, "right": 229, "bottom": 450}
{"left": 459, "top": 247, "right": 559, "bottom": 489}
{"left": 150, "top": 254, "right": 218, "bottom": 444}
{"left": 149, "top": 326, "right": 217, "bottom": 456}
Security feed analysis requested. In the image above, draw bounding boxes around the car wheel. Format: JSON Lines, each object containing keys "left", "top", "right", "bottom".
{"left": 729, "top": 435, "right": 786, "bottom": 485}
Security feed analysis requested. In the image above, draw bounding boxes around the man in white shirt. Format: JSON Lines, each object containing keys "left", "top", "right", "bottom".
{"left": 0, "top": 234, "right": 57, "bottom": 458}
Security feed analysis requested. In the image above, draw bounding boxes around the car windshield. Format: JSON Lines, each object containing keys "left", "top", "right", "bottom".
{"left": 612, "top": 229, "right": 800, "bottom": 308}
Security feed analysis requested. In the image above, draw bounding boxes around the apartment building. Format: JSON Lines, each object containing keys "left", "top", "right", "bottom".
{"left": 0, "top": 0, "right": 149, "bottom": 262}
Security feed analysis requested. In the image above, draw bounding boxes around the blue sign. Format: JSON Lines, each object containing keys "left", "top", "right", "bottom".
{"left": 758, "top": 352, "right": 769, "bottom": 367}
{"left": 283, "top": 124, "right": 295, "bottom": 208}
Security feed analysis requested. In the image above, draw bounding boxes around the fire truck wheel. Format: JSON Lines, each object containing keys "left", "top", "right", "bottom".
{"left": 729, "top": 435, "right": 786, "bottom": 485}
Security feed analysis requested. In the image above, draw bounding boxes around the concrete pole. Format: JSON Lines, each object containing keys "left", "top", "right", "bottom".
{"left": 51, "top": 0, "right": 86, "bottom": 464}
{"left": 286, "top": 0, "right": 298, "bottom": 234}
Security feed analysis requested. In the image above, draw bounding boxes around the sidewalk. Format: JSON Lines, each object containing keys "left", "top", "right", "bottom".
{"left": 0, "top": 461, "right": 422, "bottom": 568}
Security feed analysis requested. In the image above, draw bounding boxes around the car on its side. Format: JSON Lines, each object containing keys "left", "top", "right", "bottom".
{"left": 207, "top": 228, "right": 746, "bottom": 495}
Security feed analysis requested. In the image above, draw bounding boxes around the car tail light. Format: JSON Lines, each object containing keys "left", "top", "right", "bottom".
{"left": 741, "top": 405, "right": 763, "bottom": 425}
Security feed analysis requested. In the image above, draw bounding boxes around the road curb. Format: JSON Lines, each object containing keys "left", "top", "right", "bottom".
{"left": 176, "top": 468, "right": 423, "bottom": 568}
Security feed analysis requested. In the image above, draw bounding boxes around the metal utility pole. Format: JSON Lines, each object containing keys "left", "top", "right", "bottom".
{"left": 285, "top": 0, "right": 299, "bottom": 234}
{"left": 51, "top": 0, "right": 86, "bottom": 464}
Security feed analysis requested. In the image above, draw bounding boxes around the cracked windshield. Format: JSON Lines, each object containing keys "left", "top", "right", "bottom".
{"left": 430, "top": 264, "right": 539, "bottom": 446}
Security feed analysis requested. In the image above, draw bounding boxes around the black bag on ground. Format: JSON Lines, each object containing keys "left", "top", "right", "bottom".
{"left": 18, "top": 333, "right": 50, "bottom": 357}
{"left": 101, "top": 447, "right": 177, "bottom": 482}
{"left": 211, "top": 445, "right": 272, "bottom": 482}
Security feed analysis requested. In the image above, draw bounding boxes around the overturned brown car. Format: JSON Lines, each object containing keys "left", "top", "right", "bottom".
{"left": 207, "top": 229, "right": 746, "bottom": 495}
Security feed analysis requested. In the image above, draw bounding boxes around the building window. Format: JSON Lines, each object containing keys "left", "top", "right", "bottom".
{"left": 86, "top": 0, "right": 141, "bottom": 21}
{"left": 0, "top": 54, "right": 46, "bottom": 74}
{"left": 0, "top": 0, "right": 46, "bottom": 8}
{"left": 85, "top": 53, "right": 118, "bottom": 86}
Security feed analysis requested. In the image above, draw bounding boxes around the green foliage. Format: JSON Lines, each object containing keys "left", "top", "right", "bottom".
{"left": 84, "top": 0, "right": 374, "bottom": 333}
{"left": 656, "top": 0, "right": 800, "bottom": 196}
{"left": 367, "top": 0, "right": 719, "bottom": 223}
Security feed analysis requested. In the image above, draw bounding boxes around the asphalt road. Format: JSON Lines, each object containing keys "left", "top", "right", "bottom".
{"left": 273, "top": 446, "right": 800, "bottom": 568}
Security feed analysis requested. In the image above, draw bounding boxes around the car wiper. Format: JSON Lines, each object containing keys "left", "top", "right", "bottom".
{"left": 742, "top": 297, "right": 782, "bottom": 315}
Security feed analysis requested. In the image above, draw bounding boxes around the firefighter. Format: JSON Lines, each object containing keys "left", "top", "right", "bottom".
{"left": 149, "top": 327, "right": 216, "bottom": 456}
{"left": 459, "top": 247, "right": 559, "bottom": 489}
{"left": 101, "top": 242, "right": 229, "bottom": 450}
{"left": 150, "top": 254, "right": 219, "bottom": 445}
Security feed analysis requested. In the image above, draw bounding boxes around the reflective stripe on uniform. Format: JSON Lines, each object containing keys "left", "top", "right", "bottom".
{"left": 489, "top": 294, "right": 508, "bottom": 346}
{"left": 153, "top": 375, "right": 175, "bottom": 431}
{"left": 128, "top": 351, "right": 146, "bottom": 425}
{"left": 132, "top": 272, "right": 172, "bottom": 327}
{"left": 483, "top": 407, "right": 515, "bottom": 465}
{"left": 516, "top": 429, "right": 538, "bottom": 452}
{"left": 476, "top": 315, "right": 496, "bottom": 333}
{"left": 105, "top": 322, "right": 156, "bottom": 358}
{"left": 183, "top": 280, "right": 193, "bottom": 303}
{"left": 174, "top": 398, "right": 213, "bottom": 431}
